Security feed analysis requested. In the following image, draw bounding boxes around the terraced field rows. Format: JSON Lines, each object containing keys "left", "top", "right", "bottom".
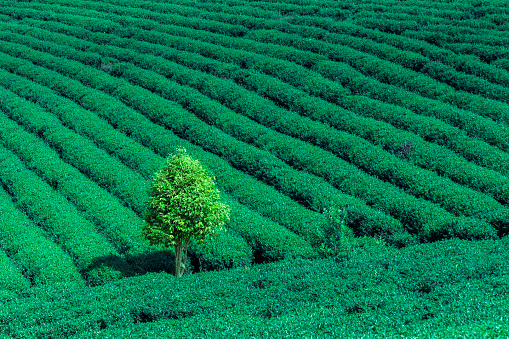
{"left": 0, "top": 0, "right": 508, "bottom": 289}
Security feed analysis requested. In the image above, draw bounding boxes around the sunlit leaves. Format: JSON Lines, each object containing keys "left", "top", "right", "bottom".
{"left": 143, "top": 148, "right": 230, "bottom": 276}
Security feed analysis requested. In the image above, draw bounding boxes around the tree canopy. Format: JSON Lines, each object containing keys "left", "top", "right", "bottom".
{"left": 143, "top": 148, "right": 230, "bottom": 277}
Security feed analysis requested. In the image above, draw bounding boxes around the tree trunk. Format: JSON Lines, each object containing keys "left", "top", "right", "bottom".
{"left": 174, "top": 241, "right": 184, "bottom": 277}
{"left": 174, "top": 238, "right": 190, "bottom": 277}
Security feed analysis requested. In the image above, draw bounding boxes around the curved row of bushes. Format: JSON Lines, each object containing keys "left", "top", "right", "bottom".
{"left": 0, "top": 39, "right": 413, "bottom": 245}
{"left": 12, "top": 16, "right": 501, "bottom": 209}
{"left": 0, "top": 15, "right": 500, "bottom": 242}
{"left": 2, "top": 238, "right": 509, "bottom": 338}
{"left": 313, "top": 60, "right": 509, "bottom": 174}
{"left": 4, "top": 70, "right": 317, "bottom": 263}
{"left": 0, "top": 249, "right": 31, "bottom": 293}
{"left": 0, "top": 125, "right": 128, "bottom": 285}
{"left": 443, "top": 42, "right": 509, "bottom": 64}
{"left": 5, "top": 23, "right": 503, "bottom": 236}
{"left": 0, "top": 67, "right": 309, "bottom": 269}
{"left": 0, "top": 158, "right": 85, "bottom": 287}
{"left": 439, "top": 32, "right": 509, "bottom": 46}
{"left": 403, "top": 25, "right": 509, "bottom": 46}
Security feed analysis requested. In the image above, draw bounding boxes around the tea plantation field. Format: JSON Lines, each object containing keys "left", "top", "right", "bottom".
{"left": 0, "top": 0, "right": 508, "bottom": 337}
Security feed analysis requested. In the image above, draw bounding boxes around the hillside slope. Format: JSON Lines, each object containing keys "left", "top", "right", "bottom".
{"left": 0, "top": 0, "right": 508, "bottom": 336}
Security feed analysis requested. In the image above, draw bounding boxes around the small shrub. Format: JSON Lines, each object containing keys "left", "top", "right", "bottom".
{"left": 318, "top": 207, "right": 354, "bottom": 258}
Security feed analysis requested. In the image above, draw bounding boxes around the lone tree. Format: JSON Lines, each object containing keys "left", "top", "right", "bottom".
{"left": 143, "top": 148, "right": 230, "bottom": 277}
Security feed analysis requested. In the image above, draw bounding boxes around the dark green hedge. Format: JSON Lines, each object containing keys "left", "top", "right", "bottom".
{"left": 1, "top": 238, "right": 509, "bottom": 338}
{"left": 0, "top": 185, "right": 84, "bottom": 287}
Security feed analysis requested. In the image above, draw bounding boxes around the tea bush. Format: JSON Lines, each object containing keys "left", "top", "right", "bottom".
{"left": 1, "top": 239, "right": 509, "bottom": 338}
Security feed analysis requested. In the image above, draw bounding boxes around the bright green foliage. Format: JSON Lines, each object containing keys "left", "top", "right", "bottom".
{"left": 2, "top": 238, "right": 509, "bottom": 338}
{"left": 318, "top": 207, "right": 389, "bottom": 259}
{"left": 0, "top": 41, "right": 320, "bottom": 265}
{"left": 143, "top": 148, "right": 230, "bottom": 277}
{"left": 1, "top": 0, "right": 509, "bottom": 337}
{"left": 0, "top": 250, "right": 31, "bottom": 292}
{"left": 0, "top": 186, "right": 84, "bottom": 286}
{"left": 10, "top": 16, "right": 498, "bottom": 239}
{"left": 0, "top": 136, "right": 129, "bottom": 286}
{"left": 4, "top": 6, "right": 503, "bottom": 244}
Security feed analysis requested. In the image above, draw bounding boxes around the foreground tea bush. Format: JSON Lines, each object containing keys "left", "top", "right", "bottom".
{"left": 1, "top": 238, "right": 509, "bottom": 338}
